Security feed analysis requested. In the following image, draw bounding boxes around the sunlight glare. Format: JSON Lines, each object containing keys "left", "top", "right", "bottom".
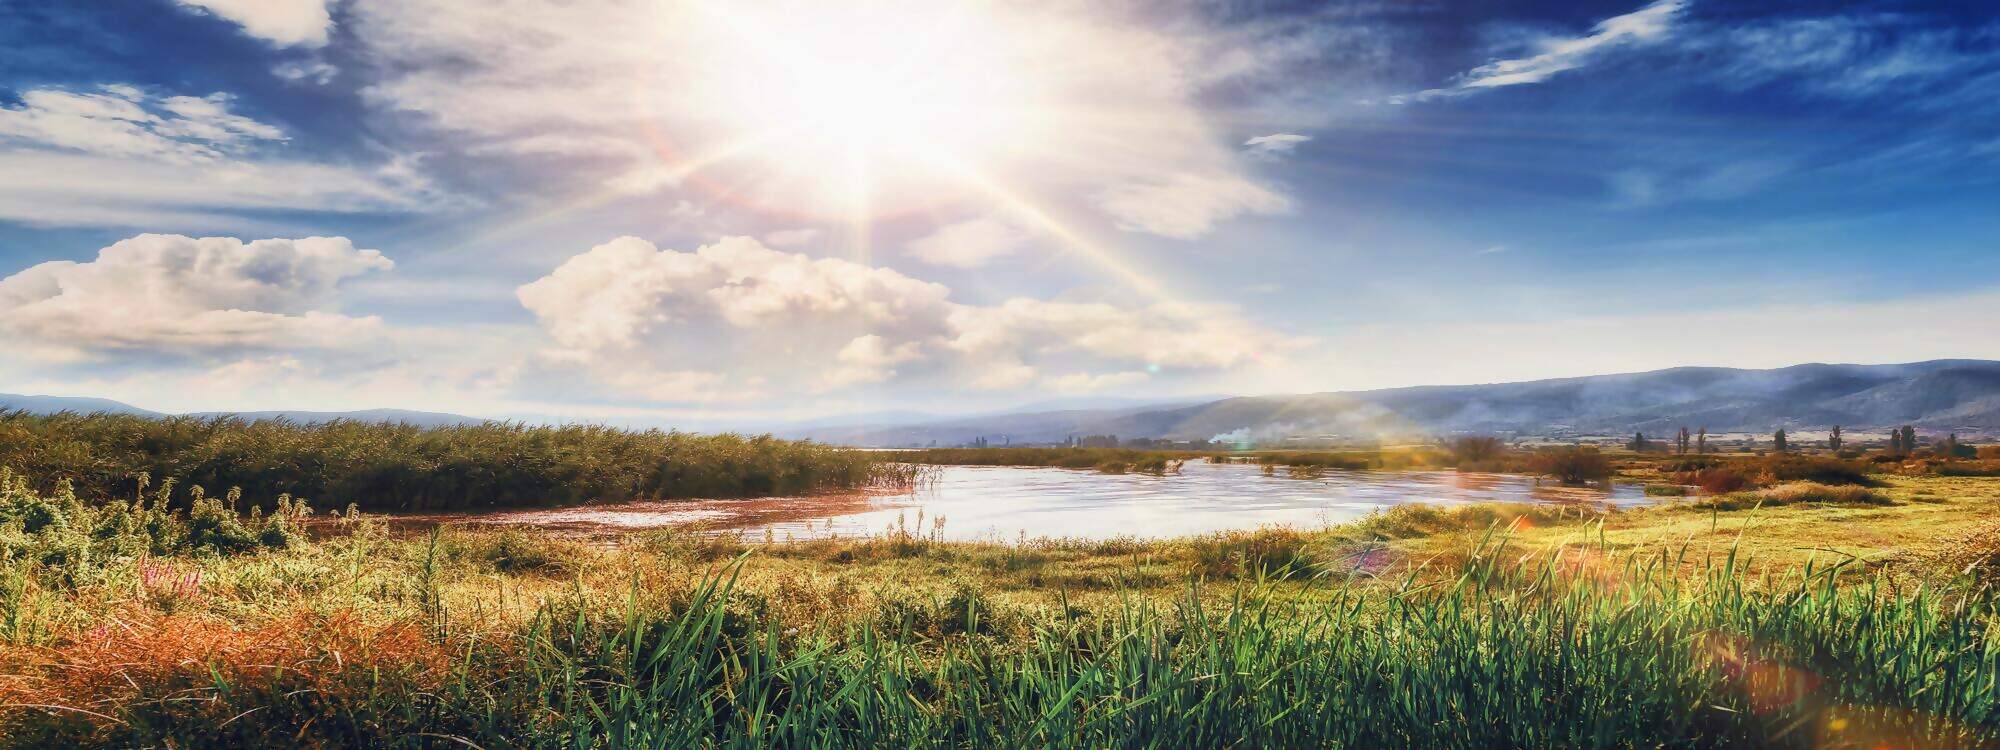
{"left": 670, "top": 1, "right": 1041, "bottom": 216}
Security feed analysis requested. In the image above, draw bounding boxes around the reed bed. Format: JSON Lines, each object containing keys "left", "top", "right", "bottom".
{"left": 0, "top": 411, "right": 901, "bottom": 511}
{"left": 2, "top": 472, "right": 1998, "bottom": 747}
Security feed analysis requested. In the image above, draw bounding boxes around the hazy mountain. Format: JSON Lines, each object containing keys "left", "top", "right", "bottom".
{"left": 0, "top": 393, "right": 162, "bottom": 417}
{"left": 805, "top": 360, "right": 2000, "bottom": 446}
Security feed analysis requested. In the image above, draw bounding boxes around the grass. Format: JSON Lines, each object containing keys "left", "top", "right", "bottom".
{"left": 5, "top": 465, "right": 2000, "bottom": 746}
{"left": 0, "top": 411, "right": 908, "bottom": 511}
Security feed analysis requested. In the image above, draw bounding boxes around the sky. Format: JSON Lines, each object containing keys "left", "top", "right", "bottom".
{"left": 1, "top": 0, "right": 1997, "bottom": 424}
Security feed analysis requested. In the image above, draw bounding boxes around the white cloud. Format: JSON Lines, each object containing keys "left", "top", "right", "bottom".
{"left": 347, "top": 0, "right": 1291, "bottom": 240}
{"left": 0, "top": 87, "right": 276, "bottom": 163}
{"left": 945, "top": 298, "right": 1289, "bottom": 372}
{"left": 1095, "top": 175, "right": 1291, "bottom": 240}
{"left": 1244, "top": 133, "right": 1311, "bottom": 156}
{"left": 0, "top": 234, "right": 392, "bottom": 359}
{"left": 906, "top": 215, "right": 1031, "bottom": 268}
{"left": 762, "top": 228, "right": 824, "bottom": 248}
{"left": 516, "top": 236, "right": 1299, "bottom": 403}
{"left": 273, "top": 60, "right": 340, "bottom": 85}
{"left": 1406, "top": 0, "right": 1686, "bottom": 100}
{"left": 176, "top": 0, "right": 334, "bottom": 48}
{"left": 1702, "top": 16, "right": 1997, "bottom": 101}
{"left": 1044, "top": 370, "right": 1149, "bottom": 394}
{"left": 0, "top": 85, "right": 442, "bottom": 229}
{"left": 820, "top": 334, "right": 925, "bottom": 390}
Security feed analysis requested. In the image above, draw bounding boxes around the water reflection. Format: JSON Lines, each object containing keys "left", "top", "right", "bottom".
{"left": 748, "top": 462, "right": 1644, "bottom": 541}
{"left": 376, "top": 462, "right": 1645, "bottom": 541}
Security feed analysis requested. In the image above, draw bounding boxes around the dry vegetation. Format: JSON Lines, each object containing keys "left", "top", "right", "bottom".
{"left": 4, "top": 452, "right": 2000, "bottom": 746}
{"left": 0, "top": 411, "right": 907, "bottom": 511}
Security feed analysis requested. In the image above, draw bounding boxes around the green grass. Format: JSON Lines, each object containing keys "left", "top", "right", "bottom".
{"left": 6, "top": 467, "right": 2000, "bottom": 746}
{"left": 0, "top": 411, "right": 906, "bottom": 511}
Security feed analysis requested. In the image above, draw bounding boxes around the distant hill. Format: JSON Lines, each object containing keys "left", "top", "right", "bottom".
{"left": 0, "top": 393, "right": 163, "bottom": 417}
{"left": 803, "top": 360, "right": 2000, "bottom": 446}
{"left": 1, "top": 394, "right": 484, "bottom": 427}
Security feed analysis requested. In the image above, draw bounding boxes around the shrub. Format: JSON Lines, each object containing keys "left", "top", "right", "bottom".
{"left": 1448, "top": 436, "right": 1507, "bottom": 463}
{"left": 1747, "top": 454, "right": 1876, "bottom": 486}
{"left": 1528, "top": 446, "right": 1613, "bottom": 484}
{"left": 1979, "top": 445, "right": 2000, "bottom": 461}
{"left": 1693, "top": 468, "right": 1751, "bottom": 494}
{"left": 1757, "top": 481, "right": 1888, "bottom": 506}
{"left": 1644, "top": 484, "right": 1689, "bottom": 497}
{"left": 1938, "top": 460, "right": 2000, "bottom": 477}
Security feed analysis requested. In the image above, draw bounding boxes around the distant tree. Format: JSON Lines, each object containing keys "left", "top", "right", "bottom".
{"left": 1773, "top": 429, "right": 1788, "bottom": 453}
{"left": 1697, "top": 428, "right": 1708, "bottom": 454}
{"left": 1888, "top": 429, "right": 1903, "bottom": 456}
{"left": 1677, "top": 427, "right": 1691, "bottom": 455}
{"left": 1902, "top": 426, "right": 1918, "bottom": 455}
{"left": 1450, "top": 435, "right": 1506, "bottom": 463}
{"left": 1530, "top": 446, "right": 1614, "bottom": 485}
{"left": 1828, "top": 425, "right": 1843, "bottom": 451}
{"left": 1628, "top": 432, "right": 1647, "bottom": 452}
{"left": 1942, "top": 433, "right": 1975, "bottom": 459}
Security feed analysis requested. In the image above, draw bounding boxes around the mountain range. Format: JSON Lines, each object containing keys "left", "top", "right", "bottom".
{"left": 9, "top": 360, "right": 2000, "bottom": 444}
{"left": 783, "top": 360, "right": 2000, "bottom": 445}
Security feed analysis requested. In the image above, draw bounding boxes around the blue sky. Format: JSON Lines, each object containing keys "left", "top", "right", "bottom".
{"left": 1, "top": 0, "right": 1997, "bottom": 422}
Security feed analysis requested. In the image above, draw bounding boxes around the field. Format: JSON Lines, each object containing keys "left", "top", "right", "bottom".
{"left": 5, "top": 425, "right": 2000, "bottom": 746}
{"left": 3, "top": 482, "right": 2000, "bottom": 746}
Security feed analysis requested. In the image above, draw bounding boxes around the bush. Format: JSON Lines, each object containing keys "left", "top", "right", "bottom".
{"left": 1979, "top": 445, "right": 2000, "bottom": 461}
{"left": 1528, "top": 446, "right": 1613, "bottom": 484}
{"left": 1747, "top": 454, "right": 1877, "bottom": 486}
{"left": 1759, "top": 481, "right": 1888, "bottom": 506}
{"left": 1938, "top": 460, "right": 2000, "bottom": 478}
{"left": 1644, "top": 484, "right": 1689, "bottom": 497}
{"left": 1693, "top": 468, "right": 1751, "bottom": 494}
{"left": 1449, "top": 436, "right": 1506, "bottom": 464}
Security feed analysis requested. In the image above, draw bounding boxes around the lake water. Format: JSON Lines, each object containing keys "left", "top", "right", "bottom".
{"left": 403, "top": 462, "right": 1646, "bottom": 541}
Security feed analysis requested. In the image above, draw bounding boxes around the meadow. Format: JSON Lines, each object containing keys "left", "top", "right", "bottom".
{"left": 4, "top": 434, "right": 2000, "bottom": 747}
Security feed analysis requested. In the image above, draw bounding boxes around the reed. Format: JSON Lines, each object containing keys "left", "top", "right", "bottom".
{"left": 0, "top": 411, "right": 901, "bottom": 511}
{"left": 3, "top": 472, "right": 1999, "bottom": 747}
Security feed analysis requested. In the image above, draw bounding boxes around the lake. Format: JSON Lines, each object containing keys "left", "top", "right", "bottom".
{"left": 406, "top": 462, "right": 1647, "bottom": 541}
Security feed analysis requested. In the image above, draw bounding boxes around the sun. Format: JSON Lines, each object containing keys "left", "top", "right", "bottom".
{"left": 654, "top": 1, "right": 1044, "bottom": 218}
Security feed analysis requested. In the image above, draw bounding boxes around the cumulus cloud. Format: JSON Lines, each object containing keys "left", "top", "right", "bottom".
{"left": 906, "top": 216, "right": 1031, "bottom": 268}
{"left": 0, "top": 234, "right": 392, "bottom": 359}
{"left": 176, "top": 0, "right": 334, "bottom": 48}
{"left": 1406, "top": 0, "right": 1686, "bottom": 100}
{"left": 347, "top": 0, "right": 1291, "bottom": 240}
{"left": 516, "top": 236, "right": 1299, "bottom": 403}
{"left": 0, "top": 85, "right": 442, "bottom": 229}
